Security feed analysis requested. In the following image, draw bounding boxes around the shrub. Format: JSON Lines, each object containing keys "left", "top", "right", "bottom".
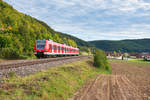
{"left": 8, "top": 72, "right": 16, "bottom": 78}
{"left": 0, "top": 48, "right": 20, "bottom": 59}
{"left": 93, "top": 49, "right": 111, "bottom": 73}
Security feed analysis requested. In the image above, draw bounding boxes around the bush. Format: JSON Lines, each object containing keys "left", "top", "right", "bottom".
{"left": 93, "top": 49, "right": 111, "bottom": 73}
{"left": 0, "top": 48, "right": 20, "bottom": 59}
{"left": 8, "top": 72, "right": 16, "bottom": 78}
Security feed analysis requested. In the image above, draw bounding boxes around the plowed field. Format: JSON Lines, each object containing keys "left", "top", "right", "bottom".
{"left": 70, "top": 60, "right": 150, "bottom": 100}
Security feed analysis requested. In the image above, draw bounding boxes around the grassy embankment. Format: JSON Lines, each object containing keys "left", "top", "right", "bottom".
{"left": 0, "top": 58, "right": 111, "bottom": 100}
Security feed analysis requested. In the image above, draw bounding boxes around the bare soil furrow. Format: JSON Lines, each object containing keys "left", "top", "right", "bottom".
{"left": 73, "top": 75, "right": 102, "bottom": 100}
{"left": 70, "top": 60, "right": 150, "bottom": 100}
{"left": 71, "top": 75, "right": 147, "bottom": 100}
{"left": 119, "top": 76, "right": 142, "bottom": 100}
{"left": 110, "top": 75, "right": 123, "bottom": 100}
{"left": 94, "top": 75, "right": 109, "bottom": 100}
{"left": 115, "top": 75, "right": 126, "bottom": 100}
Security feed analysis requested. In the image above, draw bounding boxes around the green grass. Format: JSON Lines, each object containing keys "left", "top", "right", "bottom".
{"left": 0, "top": 58, "right": 111, "bottom": 100}
{"left": 80, "top": 52, "right": 89, "bottom": 56}
{"left": 109, "top": 58, "right": 150, "bottom": 67}
{"left": 128, "top": 58, "right": 150, "bottom": 63}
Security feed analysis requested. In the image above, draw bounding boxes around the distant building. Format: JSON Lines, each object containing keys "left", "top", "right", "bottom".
{"left": 106, "top": 52, "right": 123, "bottom": 59}
{"left": 144, "top": 56, "right": 150, "bottom": 61}
{"left": 106, "top": 52, "right": 150, "bottom": 60}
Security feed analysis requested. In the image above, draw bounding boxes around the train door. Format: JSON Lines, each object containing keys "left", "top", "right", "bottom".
{"left": 69, "top": 48, "right": 71, "bottom": 54}
{"left": 54, "top": 45, "right": 57, "bottom": 54}
{"left": 71, "top": 49, "right": 72, "bottom": 54}
{"left": 58, "top": 45, "right": 60, "bottom": 54}
{"left": 62, "top": 46, "right": 64, "bottom": 53}
{"left": 65, "top": 47, "right": 67, "bottom": 54}
{"left": 59, "top": 45, "right": 62, "bottom": 54}
{"left": 49, "top": 43, "right": 52, "bottom": 53}
{"left": 67, "top": 47, "right": 69, "bottom": 54}
{"left": 64, "top": 47, "right": 66, "bottom": 55}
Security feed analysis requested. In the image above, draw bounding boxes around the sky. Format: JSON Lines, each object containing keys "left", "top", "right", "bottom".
{"left": 3, "top": 0, "right": 150, "bottom": 41}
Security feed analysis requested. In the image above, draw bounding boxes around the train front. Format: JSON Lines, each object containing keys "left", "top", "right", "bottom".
{"left": 34, "top": 39, "right": 48, "bottom": 58}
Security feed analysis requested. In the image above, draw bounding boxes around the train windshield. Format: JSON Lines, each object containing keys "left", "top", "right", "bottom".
{"left": 36, "top": 40, "right": 46, "bottom": 50}
{"left": 37, "top": 45, "right": 45, "bottom": 50}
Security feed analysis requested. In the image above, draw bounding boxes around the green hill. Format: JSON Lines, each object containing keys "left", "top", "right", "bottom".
{"left": 0, "top": 0, "right": 91, "bottom": 59}
{"left": 89, "top": 39, "right": 150, "bottom": 53}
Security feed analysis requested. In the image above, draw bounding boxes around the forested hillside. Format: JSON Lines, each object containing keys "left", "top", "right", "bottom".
{"left": 89, "top": 39, "right": 150, "bottom": 53}
{"left": 0, "top": 0, "right": 91, "bottom": 59}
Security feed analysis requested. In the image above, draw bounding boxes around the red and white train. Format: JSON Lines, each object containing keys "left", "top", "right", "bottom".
{"left": 34, "top": 39, "right": 79, "bottom": 58}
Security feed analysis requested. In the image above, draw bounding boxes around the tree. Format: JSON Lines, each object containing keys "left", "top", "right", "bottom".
{"left": 113, "top": 51, "right": 117, "bottom": 57}
{"left": 0, "top": 35, "right": 11, "bottom": 48}
{"left": 93, "top": 49, "right": 111, "bottom": 73}
{"left": 53, "top": 33, "right": 61, "bottom": 43}
{"left": 68, "top": 39, "right": 77, "bottom": 47}
{"left": 122, "top": 53, "right": 129, "bottom": 60}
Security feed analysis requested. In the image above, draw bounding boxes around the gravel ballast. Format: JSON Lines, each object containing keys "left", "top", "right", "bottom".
{"left": 0, "top": 56, "right": 90, "bottom": 79}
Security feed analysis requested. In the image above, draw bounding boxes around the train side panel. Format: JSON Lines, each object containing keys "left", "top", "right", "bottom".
{"left": 34, "top": 39, "right": 79, "bottom": 58}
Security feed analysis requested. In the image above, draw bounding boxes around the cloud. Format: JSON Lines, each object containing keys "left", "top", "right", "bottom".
{"left": 3, "top": 0, "right": 150, "bottom": 41}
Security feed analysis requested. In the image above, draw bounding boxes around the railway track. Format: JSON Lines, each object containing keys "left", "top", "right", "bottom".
{"left": 0, "top": 56, "right": 89, "bottom": 70}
